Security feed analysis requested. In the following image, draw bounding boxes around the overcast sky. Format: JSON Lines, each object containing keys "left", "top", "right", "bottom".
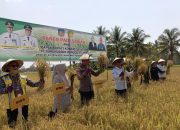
{"left": 0, "top": 0, "right": 179, "bottom": 67}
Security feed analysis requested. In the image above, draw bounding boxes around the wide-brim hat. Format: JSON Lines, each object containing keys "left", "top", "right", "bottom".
{"left": 79, "top": 54, "right": 93, "bottom": 60}
{"left": 112, "top": 57, "right": 124, "bottom": 65}
{"left": 158, "top": 59, "right": 165, "bottom": 63}
{"left": 2, "top": 59, "right": 23, "bottom": 72}
{"left": 151, "top": 61, "right": 157, "bottom": 65}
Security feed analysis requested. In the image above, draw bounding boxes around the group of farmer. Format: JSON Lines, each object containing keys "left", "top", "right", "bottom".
{"left": 0, "top": 54, "right": 168, "bottom": 128}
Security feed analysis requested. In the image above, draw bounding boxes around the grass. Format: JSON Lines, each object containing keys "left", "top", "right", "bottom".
{"left": 0, "top": 67, "right": 180, "bottom": 130}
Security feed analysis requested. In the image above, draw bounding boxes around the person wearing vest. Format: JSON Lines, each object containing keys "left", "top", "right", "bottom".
{"left": 0, "top": 59, "right": 44, "bottom": 128}
{"left": 112, "top": 58, "right": 134, "bottom": 98}
{"left": 76, "top": 54, "right": 101, "bottom": 106}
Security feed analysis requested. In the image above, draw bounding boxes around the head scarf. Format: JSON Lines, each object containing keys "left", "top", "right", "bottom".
{"left": 52, "top": 64, "right": 70, "bottom": 87}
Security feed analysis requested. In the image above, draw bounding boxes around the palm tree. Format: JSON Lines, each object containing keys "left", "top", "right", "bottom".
{"left": 110, "top": 26, "right": 127, "bottom": 57}
{"left": 126, "top": 28, "right": 150, "bottom": 57}
{"left": 93, "top": 26, "right": 109, "bottom": 35}
{"left": 157, "top": 28, "right": 180, "bottom": 60}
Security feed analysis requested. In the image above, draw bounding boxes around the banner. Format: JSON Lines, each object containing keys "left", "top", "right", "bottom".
{"left": 0, "top": 17, "right": 107, "bottom": 61}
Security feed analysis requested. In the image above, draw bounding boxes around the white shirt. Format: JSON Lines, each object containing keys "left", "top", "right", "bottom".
{"left": 112, "top": 66, "right": 133, "bottom": 90}
{"left": 157, "top": 64, "right": 166, "bottom": 78}
{"left": 20, "top": 36, "right": 38, "bottom": 48}
{"left": 0, "top": 32, "right": 20, "bottom": 47}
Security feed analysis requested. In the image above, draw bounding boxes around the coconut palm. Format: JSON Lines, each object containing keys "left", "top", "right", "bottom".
{"left": 126, "top": 28, "right": 150, "bottom": 57}
{"left": 110, "top": 26, "right": 127, "bottom": 57}
{"left": 93, "top": 26, "right": 109, "bottom": 36}
{"left": 157, "top": 28, "right": 180, "bottom": 60}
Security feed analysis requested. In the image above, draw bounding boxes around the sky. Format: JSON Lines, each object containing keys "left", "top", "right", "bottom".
{"left": 0, "top": 0, "right": 180, "bottom": 67}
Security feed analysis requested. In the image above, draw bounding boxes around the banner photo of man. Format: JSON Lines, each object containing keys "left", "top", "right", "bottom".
{"left": 0, "top": 17, "right": 106, "bottom": 61}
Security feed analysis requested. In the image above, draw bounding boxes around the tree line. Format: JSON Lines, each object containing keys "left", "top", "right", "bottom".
{"left": 93, "top": 26, "right": 180, "bottom": 63}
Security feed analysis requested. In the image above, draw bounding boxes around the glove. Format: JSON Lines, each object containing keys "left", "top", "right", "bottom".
{"left": 7, "top": 86, "right": 13, "bottom": 93}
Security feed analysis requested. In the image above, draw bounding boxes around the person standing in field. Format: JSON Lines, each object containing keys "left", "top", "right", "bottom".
{"left": 0, "top": 20, "right": 20, "bottom": 47}
{"left": 112, "top": 58, "right": 134, "bottom": 98}
{"left": 150, "top": 61, "right": 163, "bottom": 81}
{"left": 0, "top": 59, "right": 44, "bottom": 128}
{"left": 48, "top": 64, "right": 72, "bottom": 118}
{"left": 157, "top": 59, "right": 167, "bottom": 80}
{"left": 76, "top": 54, "right": 101, "bottom": 106}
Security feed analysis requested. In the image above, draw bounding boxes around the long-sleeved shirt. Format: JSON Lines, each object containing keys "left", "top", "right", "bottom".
{"left": 112, "top": 66, "right": 133, "bottom": 90}
{"left": 76, "top": 64, "right": 100, "bottom": 92}
{"left": 157, "top": 64, "right": 166, "bottom": 79}
{"left": 0, "top": 74, "right": 40, "bottom": 96}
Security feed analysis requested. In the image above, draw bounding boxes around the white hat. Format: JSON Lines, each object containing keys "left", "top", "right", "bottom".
{"left": 158, "top": 59, "right": 165, "bottom": 63}
{"left": 151, "top": 61, "right": 157, "bottom": 64}
{"left": 2, "top": 59, "right": 23, "bottom": 72}
{"left": 79, "top": 54, "right": 93, "bottom": 60}
{"left": 112, "top": 57, "right": 124, "bottom": 65}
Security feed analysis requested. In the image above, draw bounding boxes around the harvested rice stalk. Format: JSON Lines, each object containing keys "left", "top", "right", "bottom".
{"left": 97, "top": 53, "right": 109, "bottom": 72}
{"left": 166, "top": 60, "right": 173, "bottom": 75}
{"left": 137, "top": 63, "right": 148, "bottom": 75}
{"left": 132, "top": 57, "right": 144, "bottom": 70}
{"left": 35, "top": 58, "right": 50, "bottom": 91}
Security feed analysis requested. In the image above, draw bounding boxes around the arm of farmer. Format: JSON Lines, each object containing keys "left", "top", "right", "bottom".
{"left": 76, "top": 68, "right": 90, "bottom": 79}
{"left": 91, "top": 68, "right": 101, "bottom": 77}
{"left": 157, "top": 68, "right": 165, "bottom": 73}
{"left": 0, "top": 78, "right": 7, "bottom": 94}
{"left": 125, "top": 70, "right": 134, "bottom": 78}
{"left": 26, "top": 78, "right": 45, "bottom": 87}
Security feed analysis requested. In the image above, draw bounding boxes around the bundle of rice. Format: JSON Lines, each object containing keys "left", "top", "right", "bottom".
{"left": 97, "top": 53, "right": 109, "bottom": 71}
{"left": 35, "top": 58, "right": 50, "bottom": 91}
{"left": 124, "top": 57, "right": 133, "bottom": 71}
{"left": 166, "top": 60, "right": 173, "bottom": 75}
{"left": 132, "top": 57, "right": 144, "bottom": 70}
{"left": 137, "top": 63, "right": 148, "bottom": 75}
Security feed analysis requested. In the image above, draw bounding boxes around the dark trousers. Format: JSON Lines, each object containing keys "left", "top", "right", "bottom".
{"left": 79, "top": 91, "right": 94, "bottom": 105}
{"left": 6, "top": 105, "right": 28, "bottom": 128}
{"left": 115, "top": 89, "right": 127, "bottom": 98}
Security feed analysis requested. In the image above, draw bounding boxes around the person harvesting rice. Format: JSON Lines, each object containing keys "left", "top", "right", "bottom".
{"left": 112, "top": 58, "right": 134, "bottom": 98}
{"left": 76, "top": 54, "right": 104, "bottom": 106}
{"left": 157, "top": 59, "right": 167, "bottom": 80}
{"left": 0, "top": 59, "right": 44, "bottom": 128}
{"left": 48, "top": 64, "right": 72, "bottom": 118}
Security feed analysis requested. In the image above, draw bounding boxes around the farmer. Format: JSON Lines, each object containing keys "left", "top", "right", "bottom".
{"left": 76, "top": 54, "right": 101, "bottom": 105}
{"left": 48, "top": 64, "right": 72, "bottom": 118}
{"left": 157, "top": 59, "right": 167, "bottom": 80}
{"left": 150, "top": 61, "right": 160, "bottom": 81}
{"left": 112, "top": 58, "right": 134, "bottom": 98}
{"left": 0, "top": 59, "right": 44, "bottom": 128}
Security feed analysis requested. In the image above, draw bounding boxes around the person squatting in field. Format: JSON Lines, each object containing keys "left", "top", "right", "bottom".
{"left": 0, "top": 59, "right": 44, "bottom": 128}
{"left": 112, "top": 58, "right": 134, "bottom": 98}
{"left": 76, "top": 54, "right": 103, "bottom": 106}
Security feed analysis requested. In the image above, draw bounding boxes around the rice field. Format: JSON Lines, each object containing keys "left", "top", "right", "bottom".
{"left": 0, "top": 66, "right": 180, "bottom": 130}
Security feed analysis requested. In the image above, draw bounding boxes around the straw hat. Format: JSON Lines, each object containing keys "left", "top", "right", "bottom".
{"left": 151, "top": 61, "right": 157, "bottom": 65}
{"left": 79, "top": 54, "right": 93, "bottom": 60}
{"left": 112, "top": 57, "right": 124, "bottom": 65}
{"left": 2, "top": 59, "right": 23, "bottom": 72}
{"left": 158, "top": 59, "right": 165, "bottom": 63}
